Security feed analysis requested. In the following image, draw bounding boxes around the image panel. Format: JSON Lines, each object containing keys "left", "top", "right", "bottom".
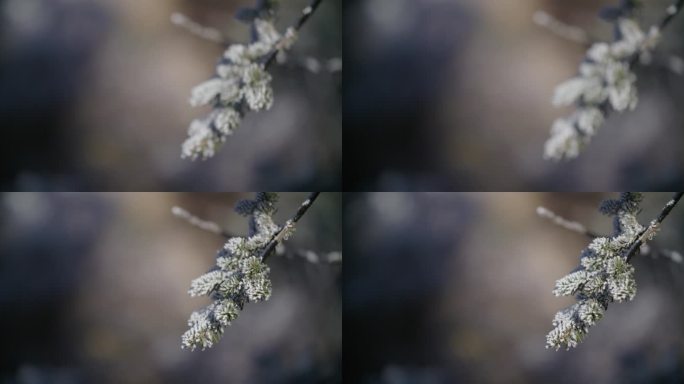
{"left": 0, "top": 192, "right": 341, "bottom": 384}
{"left": 344, "top": 192, "right": 684, "bottom": 383}
{"left": 0, "top": 0, "right": 341, "bottom": 191}
{"left": 344, "top": 0, "right": 684, "bottom": 191}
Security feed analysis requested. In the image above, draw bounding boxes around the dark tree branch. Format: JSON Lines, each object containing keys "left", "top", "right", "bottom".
{"left": 261, "top": 192, "right": 320, "bottom": 261}
{"left": 264, "top": 0, "right": 325, "bottom": 68}
{"left": 626, "top": 192, "right": 684, "bottom": 263}
{"left": 659, "top": 0, "right": 684, "bottom": 29}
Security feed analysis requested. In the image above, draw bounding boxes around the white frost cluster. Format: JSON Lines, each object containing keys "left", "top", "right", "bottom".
{"left": 181, "top": 18, "right": 299, "bottom": 160}
{"left": 544, "top": 18, "right": 661, "bottom": 160}
{"left": 546, "top": 196, "right": 647, "bottom": 351}
{"left": 182, "top": 193, "right": 285, "bottom": 351}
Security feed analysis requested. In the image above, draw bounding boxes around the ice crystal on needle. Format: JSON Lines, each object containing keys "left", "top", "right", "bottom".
{"left": 546, "top": 193, "right": 646, "bottom": 350}
{"left": 182, "top": 193, "right": 285, "bottom": 351}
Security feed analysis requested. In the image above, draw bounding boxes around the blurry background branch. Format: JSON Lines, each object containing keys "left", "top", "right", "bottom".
{"left": 172, "top": 206, "right": 234, "bottom": 238}
{"left": 532, "top": 10, "right": 592, "bottom": 46}
{"left": 170, "top": 12, "right": 227, "bottom": 44}
{"left": 536, "top": 206, "right": 602, "bottom": 238}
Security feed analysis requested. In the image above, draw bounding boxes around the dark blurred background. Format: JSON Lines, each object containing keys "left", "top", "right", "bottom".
{"left": 0, "top": 0, "right": 341, "bottom": 191}
{"left": 344, "top": 192, "right": 684, "bottom": 383}
{"left": 344, "top": 0, "right": 684, "bottom": 191}
{"left": 0, "top": 192, "right": 341, "bottom": 384}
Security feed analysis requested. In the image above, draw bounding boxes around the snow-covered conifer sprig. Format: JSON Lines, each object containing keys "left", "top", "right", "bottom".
{"left": 180, "top": 192, "right": 328, "bottom": 351}
{"left": 179, "top": 0, "right": 326, "bottom": 161}
{"left": 540, "top": 0, "right": 684, "bottom": 161}
{"left": 544, "top": 192, "right": 683, "bottom": 351}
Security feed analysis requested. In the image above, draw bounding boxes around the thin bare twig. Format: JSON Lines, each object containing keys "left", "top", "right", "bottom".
{"left": 172, "top": 206, "right": 233, "bottom": 238}
{"left": 171, "top": 12, "right": 227, "bottom": 44}
{"left": 536, "top": 206, "right": 603, "bottom": 238}
{"left": 533, "top": 11, "right": 592, "bottom": 45}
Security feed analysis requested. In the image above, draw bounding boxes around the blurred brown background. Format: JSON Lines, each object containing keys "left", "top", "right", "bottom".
{"left": 0, "top": 192, "right": 341, "bottom": 384}
{"left": 0, "top": 0, "right": 341, "bottom": 191}
{"left": 344, "top": 192, "right": 684, "bottom": 383}
{"left": 345, "top": 0, "right": 684, "bottom": 190}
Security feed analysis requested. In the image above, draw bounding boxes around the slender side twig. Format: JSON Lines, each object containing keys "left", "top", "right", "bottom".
{"left": 261, "top": 192, "right": 320, "bottom": 261}
{"left": 172, "top": 206, "right": 233, "bottom": 238}
{"left": 626, "top": 192, "right": 684, "bottom": 262}
{"left": 536, "top": 206, "right": 603, "bottom": 238}
{"left": 533, "top": 11, "right": 592, "bottom": 45}
{"left": 171, "top": 12, "right": 228, "bottom": 44}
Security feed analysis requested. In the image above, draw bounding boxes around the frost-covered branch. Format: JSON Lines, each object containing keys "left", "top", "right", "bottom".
{"left": 541, "top": 0, "right": 684, "bottom": 161}
{"left": 545, "top": 192, "right": 682, "bottom": 350}
{"left": 538, "top": 202, "right": 682, "bottom": 259}
{"left": 533, "top": 11, "right": 591, "bottom": 45}
{"left": 624, "top": 192, "right": 683, "bottom": 262}
{"left": 173, "top": 194, "right": 341, "bottom": 265}
{"left": 180, "top": 0, "right": 327, "bottom": 160}
{"left": 180, "top": 192, "right": 329, "bottom": 351}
